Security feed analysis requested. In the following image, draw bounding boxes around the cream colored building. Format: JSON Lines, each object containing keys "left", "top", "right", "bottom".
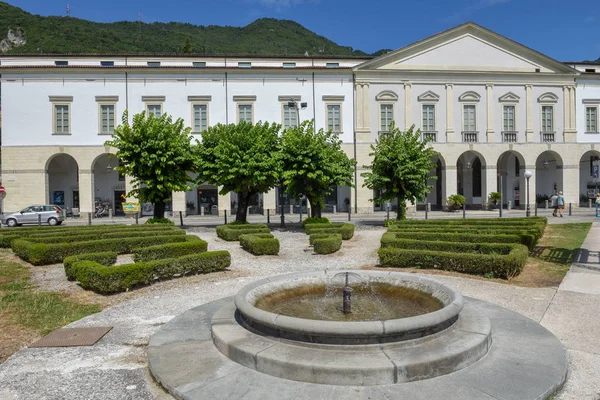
{"left": 1, "top": 22, "right": 599, "bottom": 217}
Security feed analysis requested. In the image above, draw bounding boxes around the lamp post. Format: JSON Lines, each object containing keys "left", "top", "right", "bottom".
{"left": 524, "top": 170, "right": 533, "bottom": 217}
{"left": 498, "top": 171, "right": 503, "bottom": 217}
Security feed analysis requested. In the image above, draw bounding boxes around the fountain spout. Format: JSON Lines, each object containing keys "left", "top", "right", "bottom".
{"left": 342, "top": 285, "right": 353, "bottom": 314}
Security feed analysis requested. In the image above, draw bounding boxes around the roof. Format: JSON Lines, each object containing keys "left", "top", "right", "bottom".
{"left": 0, "top": 52, "right": 373, "bottom": 60}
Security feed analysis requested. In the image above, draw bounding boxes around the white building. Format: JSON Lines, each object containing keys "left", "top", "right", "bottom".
{"left": 1, "top": 22, "right": 599, "bottom": 217}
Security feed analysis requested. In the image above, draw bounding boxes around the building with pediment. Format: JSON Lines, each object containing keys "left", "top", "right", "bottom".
{"left": 0, "top": 22, "right": 599, "bottom": 217}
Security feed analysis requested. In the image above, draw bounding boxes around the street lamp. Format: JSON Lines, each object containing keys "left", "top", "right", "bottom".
{"left": 524, "top": 170, "right": 533, "bottom": 217}
{"left": 287, "top": 99, "right": 307, "bottom": 127}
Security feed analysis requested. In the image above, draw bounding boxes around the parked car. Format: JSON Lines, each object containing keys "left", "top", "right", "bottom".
{"left": 1, "top": 205, "right": 65, "bottom": 227}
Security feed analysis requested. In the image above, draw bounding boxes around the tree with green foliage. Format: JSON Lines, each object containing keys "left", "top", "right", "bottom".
{"left": 361, "top": 123, "right": 438, "bottom": 220}
{"left": 181, "top": 37, "right": 193, "bottom": 53}
{"left": 280, "top": 120, "right": 355, "bottom": 218}
{"left": 105, "top": 111, "right": 197, "bottom": 219}
{"left": 195, "top": 121, "right": 282, "bottom": 223}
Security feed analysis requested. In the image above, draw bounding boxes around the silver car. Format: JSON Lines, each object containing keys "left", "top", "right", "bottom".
{"left": 2, "top": 205, "right": 65, "bottom": 227}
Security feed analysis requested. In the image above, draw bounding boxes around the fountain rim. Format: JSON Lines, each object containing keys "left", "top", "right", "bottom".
{"left": 234, "top": 270, "right": 464, "bottom": 341}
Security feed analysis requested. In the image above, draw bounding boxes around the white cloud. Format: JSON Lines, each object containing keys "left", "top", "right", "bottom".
{"left": 446, "top": 0, "right": 511, "bottom": 22}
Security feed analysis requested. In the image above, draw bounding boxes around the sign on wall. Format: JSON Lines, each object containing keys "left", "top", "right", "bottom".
{"left": 122, "top": 202, "right": 140, "bottom": 213}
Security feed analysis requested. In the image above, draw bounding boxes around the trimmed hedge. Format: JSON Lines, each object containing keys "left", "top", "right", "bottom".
{"left": 384, "top": 231, "right": 536, "bottom": 249}
{"left": 70, "top": 250, "right": 231, "bottom": 293}
{"left": 387, "top": 226, "right": 543, "bottom": 244}
{"left": 216, "top": 224, "right": 270, "bottom": 241}
{"left": 133, "top": 239, "right": 208, "bottom": 262}
{"left": 11, "top": 234, "right": 193, "bottom": 265}
{"left": 22, "top": 229, "right": 186, "bottom": 245}
{"left": 239, "top": 233, "right": 280, "bottom": 255}
{"left": 63, "top": 251, "right": 118, "bottom": 281}
{"left": 304, "top": 223, "right": 354, "bottom": 240}
{"left": 386, "top": 217, "right": 547, "bottom": 227}
{"left": 301, "top": 217, "right": 330, "bottom": 228}
{"left": 378, "top": 244, "right": 528, "bottom": 279}
{"left": 311, "top": 233, "right": 343, "bottom": 255}
{"left": 381, "top": 235, "right": 516, "bottom": 254}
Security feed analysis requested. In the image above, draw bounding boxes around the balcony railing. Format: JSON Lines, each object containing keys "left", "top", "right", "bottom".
{"left": 541, "top": 132, "right": 555, "bottom": 143}
{"left": 378, "top": 130, "right": 389, "bottom": 138}
{"left": 422, "top": 131, "right": 437, "bottom": 142}
{"left": 462, "top": 131, "right": 478, "bottom": 143}
{"left": 502, "top": 131, "right": 518, "bottom": 143}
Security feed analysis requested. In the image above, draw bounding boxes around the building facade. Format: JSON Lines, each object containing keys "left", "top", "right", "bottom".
{"left": 1, "top": 22, "right": 599, "bottom": 217}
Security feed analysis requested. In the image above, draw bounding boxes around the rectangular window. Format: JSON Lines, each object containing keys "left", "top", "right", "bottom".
{"left": 326, "top": 63, "right": 339, "bottom": 68}
{"left": 100, "top": 61, "right": 114, "bottom": 67}
{"left": 193, "top": 62, "right": 206, "bottom": 68}
{"left": 586, "top": 107, "right": 598, "bottom": 132}
{"left": 422, "top": 105, "right": 435, "bottom": 132}
{"left": 55, "top": 61, "right": 68, "bottom": 66}
{"left": 100, "top": 104, "right": 115, "bottom": 134}
{"left": 238, "top": 104, "right": 253, "bottom": 123}
{"left": 379, "top": 104, "right": 393, "bottom": 132}
{"left": 54, "top": 105, "right": 70, "bottom": 134}
{"left": 503, "top": 105, "right": 515, "bottom": 131}
{"left": 327, "top": 104, "right": 341, "bottom": 132}
{"left": 147, "top": 62, "right": 161, "bottom": 67}
{"left": 283, "top": 105, "right": 298, "bottom": 129}
{"left": 193, "top": 104, "right": 208, "bottom": 132}
{"left": 238, "top": 62, "right": 252, "bottom": 68}
{"left": 463, "top": 105, "right": 476, "bottom": 131}
{"left": 147, "top": 104, "right": 162, "bottom": 118}
{"left": 283, "top": 62, "right": 296, "bottom": 68}
{"left": 541, "top": 106, "right": 553, "bottom": 132}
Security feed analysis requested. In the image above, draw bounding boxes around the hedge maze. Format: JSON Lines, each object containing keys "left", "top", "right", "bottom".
{"left": 379, "top": 217, "right": 547, "bottom": 279}
{"left": 216, "top": 223, "right": 280, "bottom": 255}
{"left": 304, "top": 222, "right": 355, "bottom": 254}
{"left": 0, "top": 224, "right": 230, "bottom": 293}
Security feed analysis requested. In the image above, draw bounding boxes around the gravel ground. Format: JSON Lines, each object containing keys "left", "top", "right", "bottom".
{"left": 2, "top": 224, "right": 599, "bottom": 400}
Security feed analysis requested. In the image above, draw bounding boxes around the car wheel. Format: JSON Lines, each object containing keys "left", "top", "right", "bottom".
{"left": 6, "top": 218, "right": 17, "bottom": 228}
{"left": 56, "top": 221, "right": 63, "bottom": 225}
{"left": 48, "top": 217, "right": 58, "bottom": 226}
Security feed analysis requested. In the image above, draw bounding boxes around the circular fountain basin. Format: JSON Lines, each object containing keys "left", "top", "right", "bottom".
{"left": 234, "top": 270, "right": 463, "bottom": 344}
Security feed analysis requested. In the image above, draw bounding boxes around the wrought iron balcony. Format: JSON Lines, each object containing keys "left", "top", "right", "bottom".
{"left": 502, "top": 131, "right": 518, "bottom": 143}
{"left": 422, "top": 131, "right": 437, "bottom": 142}
{"left": 461, "top": 131, "right": 478, "bottom": 143}
{"left": 541, "top": 132, "right": 555, "bottom": 143}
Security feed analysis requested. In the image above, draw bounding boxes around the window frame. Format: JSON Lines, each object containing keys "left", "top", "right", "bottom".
{"left": 53, "top": 103, "right": 71, "bottom": 135}
{"left": 585, "top": 105, "right": 599, "bottom": 133}
{"left": 191, "top": 103, "right": 210, "bottom": 133}
{"left": 282, "top": 104, "right": 299, "bottom": 129}
{"left": 378, "top": 103, "right": 394, "bottom": 133}
{"left": 146, "top": 103, "right": 163, "bottom": 118}
{"left": 462, "top": 104, "right": 477, "bottom": 132}
{"left": 421, "top": 104, "right": 436, "bottom": 133}
{"left": 237, "top": 103, "right": 254, "bottom": 123}
{"left": 540, "top": 105, "right": 554, "bottom": 133}
{"left": 502, "top": 104, "right": 517, "bottom": 133}
{"left": 98, "top": 103, "right": 117, "bottom": 135}
{"left": 325, "top": 103, "right": 342, "bottom": 133}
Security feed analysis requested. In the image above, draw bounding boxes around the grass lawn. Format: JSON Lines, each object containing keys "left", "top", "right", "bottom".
{"left": 366, "top": 222, "right": 592, "bottom": 288}
{"left": 0, "top": 251, "right": 102, "bottom": 362}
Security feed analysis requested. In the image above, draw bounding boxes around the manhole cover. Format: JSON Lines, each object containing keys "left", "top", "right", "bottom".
{"left": 29, "top": 327, "right": 113, "bottom": 348}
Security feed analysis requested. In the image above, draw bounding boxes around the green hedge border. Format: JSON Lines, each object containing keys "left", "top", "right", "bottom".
{"left": 63, "top": 251, "right": 118, "bottom": 281}
{"left": 239, "top": 233, "right": 279, "bottom": 255}
{"left": 133, "top": 239, "right": 209, "bottom": 262}
{"left": 383, "top": 230, "right": 536, "bottom": 249}
{"left": 216, "top": 224, "right": 270, "bottom": 241}
{"left": 310, "top": 233, "right": 343, "bottom": 254}
{"left": 304, "top": 223, "right": 354, "bottom": 240}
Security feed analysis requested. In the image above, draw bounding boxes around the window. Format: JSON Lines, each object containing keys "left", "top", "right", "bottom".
{"left": 54, "top": 104, "right": 70, "bottom": 134}
{"left": 326, "top": 63, "right": 339, "bottom": 68}
{"left": 238, "top": 104, "right": 253, "bottom": 123}
{"left": 193, "top": 104, "right": 208, "bottom": 132}
{"left": 585, "top": 68, "right": 597, "bottom": 73}
{"left": 586, "top": 107, "right": 598, "bottom": 133}
{"left": 515, "top": 157, "right": 520, "bottom": 177}
{"left": 541, "top": 106, "right": 553, "bottom": 132}
{"left": 283, "top": 62, "right": 296, "bottom": 68}
{"left": 422, "top": 105, "right": 435, "bottom": 132}
{"left": 283, "top": 105, "right": 298, "bottom": 128}
{"left": 100, "top": 61, "right": 114, "bottom": 67}
{"left": 327, "top": 104, "right": 341, "bottom": 132}
{"left": 193, "top": 62, "right": 206, "bottom": 68}
{"left": 378, "top": 104, "right": 393, "bottom": 132}
{"left": 503, "top": 105, "right": 516, "bottom": 131}
{"left": 55, "top": 61, "right": 68, "bottom": 66}
{"left": 238, "top": 62, "right": 252, "bottom": 68}
{"left": 147, "top": 62, "right": 160, "bottom": 67}
{"left": 100, "top": 104, "right": 115, "bottom": 134}
{"left": 463, "top": 105, "right": 476, "bottom": 131}
{"left": 147, "top": 104, "right": 162, "bottom": 118}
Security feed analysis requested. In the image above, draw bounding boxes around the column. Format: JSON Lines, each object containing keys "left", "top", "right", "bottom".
{"left": 263, "top": 189, "right": 276, "bottom": 213}
{"left": 484, "top": 165, "right": 497, "bottom": 205}
{"left": 525, "top": 85, "right": 534, "bottom": 142}
{"left": 404, "top": 82, "right": 412, "bottom": 130}
{"left": 486, "top": 84, "right": 494, "bottom": 142}
{"left": 355, "top": 173, "right": 373, "bottom": 214}
{"left": 356, "top": 82, "right": 364, "bottom": 130}
{"left": 355, "top": 82, "right": 370, "bottom": 142}
{"left": 568, "top": 86, "right": 577, "bottom": 141}
{"left": 218, "top": 187, "right": 230, "bottom": 218}
{"left": 563, "top": 165, "right": 579, "bottom": 208}
{"left": 78, "top": 169, "right": 94, "bottom": 218}
{"left": 563, "top": 86, "right": 570, "bottom": 133}
{"left": 362, "top": 83, "right": 370, "bottom": 131}
{"left": 172, "top": 191, "right": 186, "bottom": 215}
{"left": 445, "top": 84, "right": 454, "bottom": 142}
{"left": 444, "top": 166, "right": 458, "bottom": 210}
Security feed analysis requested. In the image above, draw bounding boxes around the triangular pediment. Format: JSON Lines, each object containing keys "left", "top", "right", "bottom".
{"left": 355, "top": 22, "right": 577, "bottom": 75}
{"left": 499, "top": 92, "right": 521, "bottom": 103}
{"left": 417, "top": 90, "right": 440, "bottom": 102}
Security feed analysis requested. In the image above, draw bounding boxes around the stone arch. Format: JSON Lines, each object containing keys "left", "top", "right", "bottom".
{"left": 92, "top": 153, "right": 125, "bottom": 216}
{"left": 535, "top": 150, "right": 564, "bottom": 205}
{"left": 497, "top": 150, "right": 526, "bottom": 208}
{"left": 579, "top": 150, "right": 600, "bottom": 206}
{"left": 46, "top": 153, "right": 79, "bottom": 210}
{"left": 425, "top": 154, "right": 446, "bottom": 210}
{"left": 456, "top": 151, "right": 487, "bottom": 206}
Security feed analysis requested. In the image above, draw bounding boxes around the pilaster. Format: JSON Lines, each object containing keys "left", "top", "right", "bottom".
{"left": 486, "top": 84, "right": 494, "bottom": 142}
{"left": 445, "top": 84, "right": 454, "bottom": 142}
{"left": 484, "top": 165, "right": 497, "bottom": 201}
{"left": 355, "top": 81, "right": 371, "bottom": 142}
{"left": 172, "top": 191, "right": 186, "bottom": 214}
{"left": 564, "top": 86, "right": 577, "bottom": 142}
{"left": 78, "top": 169, "right": 94, "bottom": 216}
{"left": 362, "top": 83, "right": 370, "bottom": 130}
{"left": 218, "top": 188, "right": 231, "bottom": 217}
{"left": 525, "top": 85, "right": 534, "bottom": 142}
{"left": 263, "top": 189, "right": 277, "bottom": 212}
{"left": 562, "top": 164, "right": 579, "bottom": 207}
{"left": 404, "top": 82, "right": 412, "bottom": 131}
{"left": 444, "top": 166, "right": 458, "bottom": 204}
{"left": 563, "top": 86, "right": 569, "bottom": 133}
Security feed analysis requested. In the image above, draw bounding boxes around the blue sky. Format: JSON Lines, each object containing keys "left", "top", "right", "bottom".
{"left": 4, "top": 0, "right": 600, "bottom": 61}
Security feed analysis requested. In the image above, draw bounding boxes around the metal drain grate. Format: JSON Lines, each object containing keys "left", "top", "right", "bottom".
{"left": 29, "top": 327, "right": 113, "bottom": 348}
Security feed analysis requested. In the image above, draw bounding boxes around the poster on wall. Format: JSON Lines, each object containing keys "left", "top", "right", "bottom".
{"left": 141, "top": 203, "right": 154, "bottom": 216}
{"left": 53, "top": 191, "right": 65, "bottom": 206}
{"left": 513, "top": 189, "right": 520, "bottom": 201}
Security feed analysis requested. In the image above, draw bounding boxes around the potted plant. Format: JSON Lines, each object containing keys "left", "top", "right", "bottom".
{"left": 446, "top": 194, "right": 466, "bottom": 211}
{"left": 488, "top": 192, "right": 501, "bottom": 209}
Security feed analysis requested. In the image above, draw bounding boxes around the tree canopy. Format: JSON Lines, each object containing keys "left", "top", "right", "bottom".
{"left": 104, "top": 111, "right": 197, "bottom": 219}
{"left": 280, "top": 120, "right": 355, "bottom": 217}
{"left": 361, "top": 123, "right": 438, "bottom": 220}
{"left": 195, "top": 121, "right": 282, "bottom": 222}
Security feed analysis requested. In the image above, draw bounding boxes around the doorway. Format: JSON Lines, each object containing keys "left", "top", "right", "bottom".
{"left": 114, "top": 190, "right": 125, "bottom": 216}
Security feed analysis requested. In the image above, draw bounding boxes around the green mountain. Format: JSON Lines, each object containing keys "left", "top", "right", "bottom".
{"left": 0, "top": 1, "right": 372, "bottom": 56}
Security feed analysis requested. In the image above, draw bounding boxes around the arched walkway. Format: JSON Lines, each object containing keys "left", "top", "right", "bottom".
{"left": 457, "top": 151, "right": 487, "bottom": 206}
{"left": 497, "top": 151, "right": 525, "bottom": 208}
{"left": 92, "top": 154, "right": 125, "bottom": 216}
{"left": 425, "top": 155, "right": 445, "bottom": 210}
{"left": 46, "top": 154, "right": 79, "bottom": 211}
{"left": 579, "top": 150, "right": 600, "bottom": 206}
{"left": 535, "top": 151, "right": 564, "bottom": 205}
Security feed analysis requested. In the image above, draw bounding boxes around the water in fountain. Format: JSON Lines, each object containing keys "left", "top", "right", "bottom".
{"left": 255, "top": 272, "right": 443, "bottom": 322}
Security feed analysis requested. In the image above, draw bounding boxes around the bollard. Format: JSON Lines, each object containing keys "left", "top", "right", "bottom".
{"left": 425, "top": 205, "right": 428, "bottom": 220}
{"left": 499, "top": 203, "right": 502, "bottom": 218}
{"left": 135, "top": 213, "right": 139, "bottom": 225}
{"left": 463, "top": 203, "right": 466, "bottom": 219}
{"left": 590, "top": 199, "right": 593, "bottom": 208}
{"left": 569, "top": 203, "right": 572, "bottom": 216}
{"left": 508, "top": 200, "right": 512, "bottom": 211}
{"left": 109, "top": 209, "right": 113, "bottom": 219}
{"left": 224, "top": 209, "right": 228, "bottom": 224}
{"left": 179, "top": 211, "right": 183, "bottom": 226}
{"left": 386, "top": 205, "right": 390, "bottom": 221}
{"left": 289, "top": 205, "right": 293, "bottom": 215}
{"left": 333, "top": 205, "right": 337, "bottom": 215}
{"left": 348, "top": 207, "right": 351, "bottom": 221}
{"left": 88, "top": 213, "right": 92, "bottom": 226}
{"left": 38, "top": 214, "right": 42, "bottom": 226}
{"left": 267, "top": 209, "right": 270, "bottom": 224}
{"left": 200, "top": 207, "right": 204, "bottom": 216}
{"left": 535, "top": 203, "right": 538, "bottom": 216}
{"left": 545, "top": 200, "right": 549, "bottom": 209}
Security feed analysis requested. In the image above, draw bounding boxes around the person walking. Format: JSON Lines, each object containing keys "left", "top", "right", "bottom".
{"left": 596, "top": 193, "right": 600, "bottom": 218}
{"left": 550, "top": 191, "right": 559, "bottom": 217}
{"left": 557, "top": 191, "right": 565, "bottom": 217}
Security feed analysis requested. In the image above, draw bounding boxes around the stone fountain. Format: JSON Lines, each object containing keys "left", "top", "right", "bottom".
{"left": 148, "top": 271, "right": 568, "bottom": 399}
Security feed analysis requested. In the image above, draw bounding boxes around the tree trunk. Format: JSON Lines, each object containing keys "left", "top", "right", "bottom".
{"left": 236, "top": 191, "right": 251, "bottom": 223}
{"left": 310, "top": 204, "right": 322, "bottom": 218}
{"left": 396, "top": 196, "right": 406, "bottom": 220}
{"left": 153, "top": 201, "right": 166, "bottom": 219}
